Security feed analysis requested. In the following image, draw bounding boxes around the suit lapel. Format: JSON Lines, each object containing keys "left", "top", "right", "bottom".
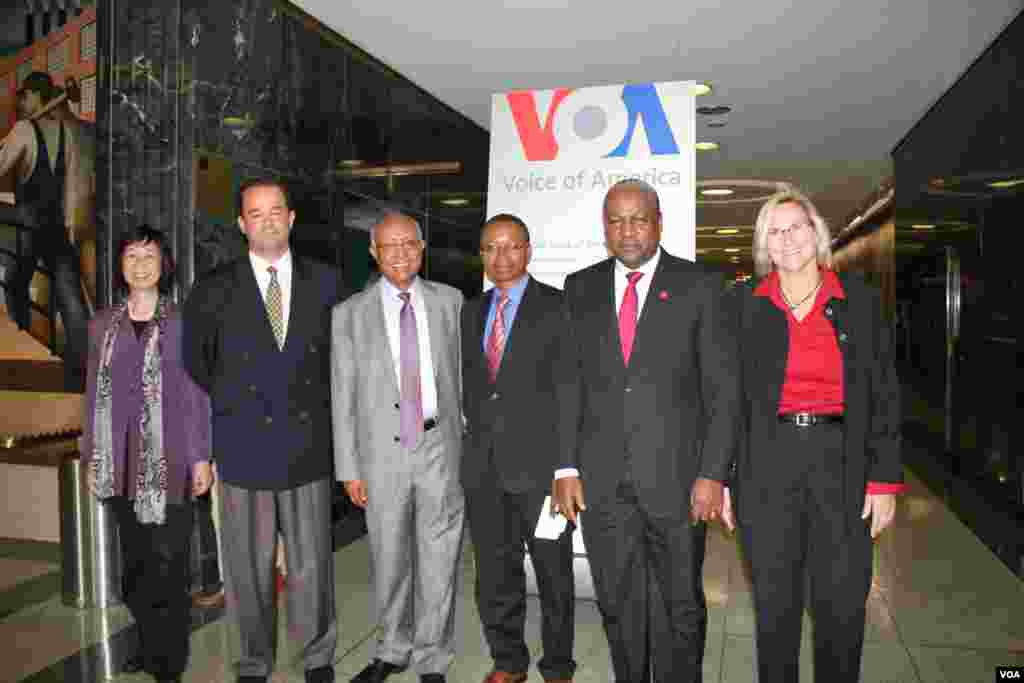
{"left": 752, "top": 288, "right": 790, "bottom": 404}
{"left": 371, "top": 280, "right": 401, "bottom": 398}
{"left": 493, "top": 277, "right": 537, "bottom": 384}
{"left": 628, "top": 252, "right": 674, "bottom": 365}
{"left": 284, "top": 256, "right": 308, "bottom": 352}
{"left": 419, "top": 279, "right": 445, "bottom": 389}
{"left": 236, "top": 259, "right": 279, "bottom": 353}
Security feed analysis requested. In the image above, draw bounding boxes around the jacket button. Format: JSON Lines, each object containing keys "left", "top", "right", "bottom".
{"left": 242, "top": 352, "right": 250, "bottom": 361}
{"left": 264, "top": 416, "right": 273, "bottom": 425}
{"left": 305, "top": 379, "right": 312, "bottom": 386}
{"left": 299, "top": 411, "right": 310, "bottom": 422}
{"left": 489, "top": 392, "right": 500, "bottom": 401}
{"left": 838, "top": 332, "right": 848, "bottom": 342}
{"left": 394, "top": 436, "right": 400, "bottom": 442}
{"left": 394, "top": 403, "right": 400, "bottom": 410}
{"left": 625, "top": 386, "right": 632, "bottom": 393}
{"left": 309, "top": 343, "right": 318, "bottom": 353}
{"left": 248, "top": 384, "right": 257, "bottom": 392}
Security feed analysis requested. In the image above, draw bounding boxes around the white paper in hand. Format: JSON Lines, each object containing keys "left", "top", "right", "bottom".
{"left": 534, "top": 495, "right": 569, "bottom": 540}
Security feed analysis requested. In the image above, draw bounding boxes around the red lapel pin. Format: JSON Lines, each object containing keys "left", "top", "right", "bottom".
{"left": 658, "top": 290, "right": 669, "bottom": 301}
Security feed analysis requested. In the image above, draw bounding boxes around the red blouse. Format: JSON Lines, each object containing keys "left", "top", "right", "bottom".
{"left": 755, "top": 270, "right": 906, "bottom": 496}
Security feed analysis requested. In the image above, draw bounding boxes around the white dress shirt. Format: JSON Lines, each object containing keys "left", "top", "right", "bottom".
{"left": 555, "top": 248, "right": 663, "bottom": 481}
{"left": 380, "top": 276, "right": 438, "bottom": 421}
{"left": 249, "top": 249, "right": 293, "bottom": 341}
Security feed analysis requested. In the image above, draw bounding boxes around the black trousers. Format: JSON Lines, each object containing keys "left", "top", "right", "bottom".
{"left": 113, "top": 497, "right": 194, "bottom": 680}
{"left": 582, "top": 482, "right": 707, "bottom": 683}
{"left": 0, "top": 203, "right": 88, "bottom": 391}
{"left": 464, "top": 465, "right": 576, "bottom": 681}
{"left": 741, "top": 423, "right": 872, "bottom": 683}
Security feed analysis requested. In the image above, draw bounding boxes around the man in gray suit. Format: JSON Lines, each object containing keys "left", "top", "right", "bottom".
{"left": 331, "top": 212, "right": 465, "bottom": 683}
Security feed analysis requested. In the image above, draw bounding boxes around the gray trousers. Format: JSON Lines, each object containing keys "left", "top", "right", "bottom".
{"left": 364, "top": 426, "right": 465, "bottom": 675}
{"left": 220, "top": 478, "right": 337, "bottom": 678}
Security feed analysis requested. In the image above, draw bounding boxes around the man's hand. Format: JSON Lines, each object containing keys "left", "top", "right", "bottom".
{"left": 344, "top": 480, "right": 369, "bottom": 509}
{"left": 720, "top": 486, "right": 736, "bottom": 532}
{"left": 192, "top": 462, "right": 214, "bottom": 497}
{"left": 690, "top": 477, "right": 724, "bottom": 525}
{"left": 862, "top": 493, "right": 896, "bottom": 538}
{"left": 552, "top": 476, "right": 586, "bottom": 525}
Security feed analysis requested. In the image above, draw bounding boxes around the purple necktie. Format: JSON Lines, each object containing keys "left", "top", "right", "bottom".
{"left": 398, "top": 292, "right": 423, "bottom": 448}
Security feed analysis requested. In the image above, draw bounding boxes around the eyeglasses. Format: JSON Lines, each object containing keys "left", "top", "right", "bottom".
{"left": 377, "top": 239, "right": 423, "bottom": 255}
{"left": 766, "top": 222, "right": 813, "bottom": 240}
{"left": 480, "top": 242, "right": 528, "bottom": 257}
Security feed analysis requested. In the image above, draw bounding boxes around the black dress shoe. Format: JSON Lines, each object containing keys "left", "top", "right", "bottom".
{"left": 121, "top": 654, "right": 146, "bottom": 674}
{"left": 237, "top": 677, "right": 268, "bottom": 683}
{"left": 306, "top": 664, "right": 335, "bottom": 683}
{"left": 351, "top": 659, "right": 405, "bottom": 683}
{"left": 420, "top": 675, "right": 445, "bottom": 683}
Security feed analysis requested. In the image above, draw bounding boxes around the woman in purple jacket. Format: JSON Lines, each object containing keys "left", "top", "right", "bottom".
{"left": 82, "top": 225, "right": 212, "bottom": 683}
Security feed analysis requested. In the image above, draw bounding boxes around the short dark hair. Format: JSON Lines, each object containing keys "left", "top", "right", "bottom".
{"left": 482, "top": 213, "right": 531, "bottom": 244}
{"left": 238, "top": 177, "right": 291, "bottom": 216}
{"left": 114, "top": 225, "right": 176, "bottom": 295}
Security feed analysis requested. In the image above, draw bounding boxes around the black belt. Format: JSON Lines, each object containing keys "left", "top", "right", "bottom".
{"left": 424, "top": 417, "right": 437, "bottom": 432}
{"left": 777, "top": 412, "right": 844, "bottom": 427}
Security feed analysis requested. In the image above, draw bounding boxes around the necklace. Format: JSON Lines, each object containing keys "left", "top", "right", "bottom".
{"left": 780, "top": 277, "right": 822, "bottom": 310}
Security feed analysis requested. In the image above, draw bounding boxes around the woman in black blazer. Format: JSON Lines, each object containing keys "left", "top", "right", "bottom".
{"left": 722, "top": 189, "right": 902, "bottom": 683}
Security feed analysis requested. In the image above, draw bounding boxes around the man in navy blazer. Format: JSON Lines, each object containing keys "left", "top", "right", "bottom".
{"left": 553, "top": 179, "right": 740, "bottom": 683}
{"left": 183, "top": 178, "right": 345, "bottom": 683}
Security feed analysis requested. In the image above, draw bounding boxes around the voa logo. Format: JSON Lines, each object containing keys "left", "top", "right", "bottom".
{"left": 506, "top": 83, "right": 683, "bottom": 161}
{"left": 999, "top": 669, "right": 1022, "bottom": 680}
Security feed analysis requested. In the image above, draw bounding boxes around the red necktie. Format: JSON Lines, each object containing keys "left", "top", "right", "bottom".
{"left": 486, "top": 291, "right": 509, "bottom": 383}
{"left": 619, "top": 271, "right": 643, "bottom": 366}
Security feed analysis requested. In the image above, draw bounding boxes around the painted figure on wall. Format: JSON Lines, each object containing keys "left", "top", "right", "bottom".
{"left": 0, "top": 71, "right": 95, "bottom": 391}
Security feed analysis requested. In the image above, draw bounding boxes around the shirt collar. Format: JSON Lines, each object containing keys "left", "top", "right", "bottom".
{"left": 381, "top": 274, "right": 420, "bottom": 301}
{"left": 754, "top": 268, "right": 846, "bottom": 306}
{"left": 249, "top": 249, "right": 292, "bottom": 277}
{"left": 489, "top": 273, "right": 530, "bottom": 304}
{"left": 614, "top": 247, "right": 661, "bottom": 282}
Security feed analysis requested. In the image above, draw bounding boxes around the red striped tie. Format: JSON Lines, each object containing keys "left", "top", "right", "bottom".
{"left": 486, "top": 291, "right": 509, "bottom": 383}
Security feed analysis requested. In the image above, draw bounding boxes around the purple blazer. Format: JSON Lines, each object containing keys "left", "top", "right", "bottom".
{"left": 81, "top": 305, "right": 211, "bottom": 503}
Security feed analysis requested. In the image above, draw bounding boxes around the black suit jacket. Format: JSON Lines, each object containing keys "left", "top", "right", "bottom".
{"left": 561, "top": 251, "right": 741, "bottom": 518}
{"left": 183, "top": 255, "right": 347, "bottom": 490}
{"left": 461, "top": 277, "right": 575, "bottom": 494}
{"left": 728, "top": 271, "right": 902, "bottom": 528}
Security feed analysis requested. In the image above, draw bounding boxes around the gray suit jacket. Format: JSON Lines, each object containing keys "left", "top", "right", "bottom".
{"left": 331, "top": 277, "right": 464, "bottom": 482}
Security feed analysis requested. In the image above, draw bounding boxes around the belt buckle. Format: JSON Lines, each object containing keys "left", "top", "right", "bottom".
{"left": 794, "top": 413, "right": 813, "bottom": 428}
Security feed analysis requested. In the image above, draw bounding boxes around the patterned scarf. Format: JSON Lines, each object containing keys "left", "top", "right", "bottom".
{"left": 91, "top": 296, "right": 169, "bottom": 525}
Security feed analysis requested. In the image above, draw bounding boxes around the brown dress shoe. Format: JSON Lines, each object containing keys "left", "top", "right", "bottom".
{"left": 482, "top": 672, "right": 527, "bottom": 683}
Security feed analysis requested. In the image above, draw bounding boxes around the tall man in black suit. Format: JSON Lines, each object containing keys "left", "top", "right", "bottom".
{"left": 462, "top": 215, "right": 576, "bottom": 683}
{"left": 552, "top": 179, "right": 740, "bottom": 683}
{"left": 183, "top": 178, "right": 343, "bottom": 683}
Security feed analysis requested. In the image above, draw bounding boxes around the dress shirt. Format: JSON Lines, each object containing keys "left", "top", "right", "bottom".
{"left": 555, "top": 250, "right": 664, "bottom": 482}
{"left": 755, "top": 268, "right": 906, "bottom": 496}
{"left": 482, "top": 273, "right": 530, "bottom": 351}
{"left": 249, "top": 249, "right": 292, "bottom": 340}
{"left": 380, "top": 276, "right": 438, "bottom": 421}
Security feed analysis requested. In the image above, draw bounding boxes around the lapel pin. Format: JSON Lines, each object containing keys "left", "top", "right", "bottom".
{"left": 658, "top": 290, "right": 669, "bottom": 301}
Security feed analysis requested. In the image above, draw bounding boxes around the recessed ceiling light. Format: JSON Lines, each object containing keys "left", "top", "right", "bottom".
{"left": 696, "top": 105, "right": 732, "bottom": 116}
{"left": 694, "top": 83, "right": 712, "bottom": 96}
{"left": 911, "top": 224, "right": 935, "bottom": 230}
{"left": 440, "top": 197, "right": 469, "bottom": 206}
{"left": 701, "top": 188, "right": 733, "bottom": 197}
{"left": 338, "top": 159, "right": 363, "bottom": 167}
{"left": 730, "top": 256, "right": 741, "bottom": 263}
{"left": 724, "top": 247, "right": 741, "bottom": 253}
{"left": 988, "top": 178, "right": 1024, "bottom": 189}
{"left": 696, "top": 249, "right": 707, "bottom": 255}
{"left": 695, "top": 141, "right": 719, "bottom": 152}
{"left": 715, "top": 228, "right": 740, "bottom": 234}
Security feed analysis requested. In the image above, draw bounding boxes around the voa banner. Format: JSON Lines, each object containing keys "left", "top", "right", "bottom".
{"left": 487, "top": 80, "right": 697, "bottom": 287}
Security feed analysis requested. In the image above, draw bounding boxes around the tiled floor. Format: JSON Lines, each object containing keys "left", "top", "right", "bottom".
{"left": 2, "top": 468, "right": 1021, "bottom": 682}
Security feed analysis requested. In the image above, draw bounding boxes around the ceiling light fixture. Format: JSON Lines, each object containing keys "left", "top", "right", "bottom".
{"left": 701, "top": 188, "right": 734, "bottom": 196}
{"left": 694, "top": 83, "right": 712, "bottom": 96}
{"left": 911, "top": 224, "right": 935, "bottom": 230}
{"left": 440, "top": 197, "right": 469, "bottom": 206}
{"left": 724, "top": 247, "right": 741, "bottom": 253}
{"left": 988, "top": 178, "right": 1024, "bottom": 189}
{"left": 695, "top": 141, "right": 719, "bottom": 152}
{"left": 696, "top": 105, "right": 732, "bottom": 116}
{"left": 714, "top": 228, "right": 740, "bottom": 234}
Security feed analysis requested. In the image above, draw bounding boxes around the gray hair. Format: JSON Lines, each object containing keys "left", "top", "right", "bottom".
{"left": 751, "top": 189, "right": 832, "bottom": 277}
{"left": 370, "top": 211, "right": 424, "bottom": 244}
{"left": 604, "top": 178, "right": 662, "bottom": 214}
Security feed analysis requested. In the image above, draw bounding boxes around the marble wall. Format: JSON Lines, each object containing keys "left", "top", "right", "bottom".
{"left": 99, "top": 0, "right": 490, "bottom": 303}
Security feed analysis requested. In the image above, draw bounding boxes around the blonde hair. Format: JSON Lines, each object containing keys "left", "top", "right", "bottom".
{"left": 752, "top": 189, "right": 832, "bottom": 277}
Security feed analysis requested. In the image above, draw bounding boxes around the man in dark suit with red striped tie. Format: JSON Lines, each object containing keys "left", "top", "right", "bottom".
{"left": 461, "top": 214, "right": 577, "bottom": 683}
{"left": 553, "top": 179, "right": 741, "bottom": 683}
